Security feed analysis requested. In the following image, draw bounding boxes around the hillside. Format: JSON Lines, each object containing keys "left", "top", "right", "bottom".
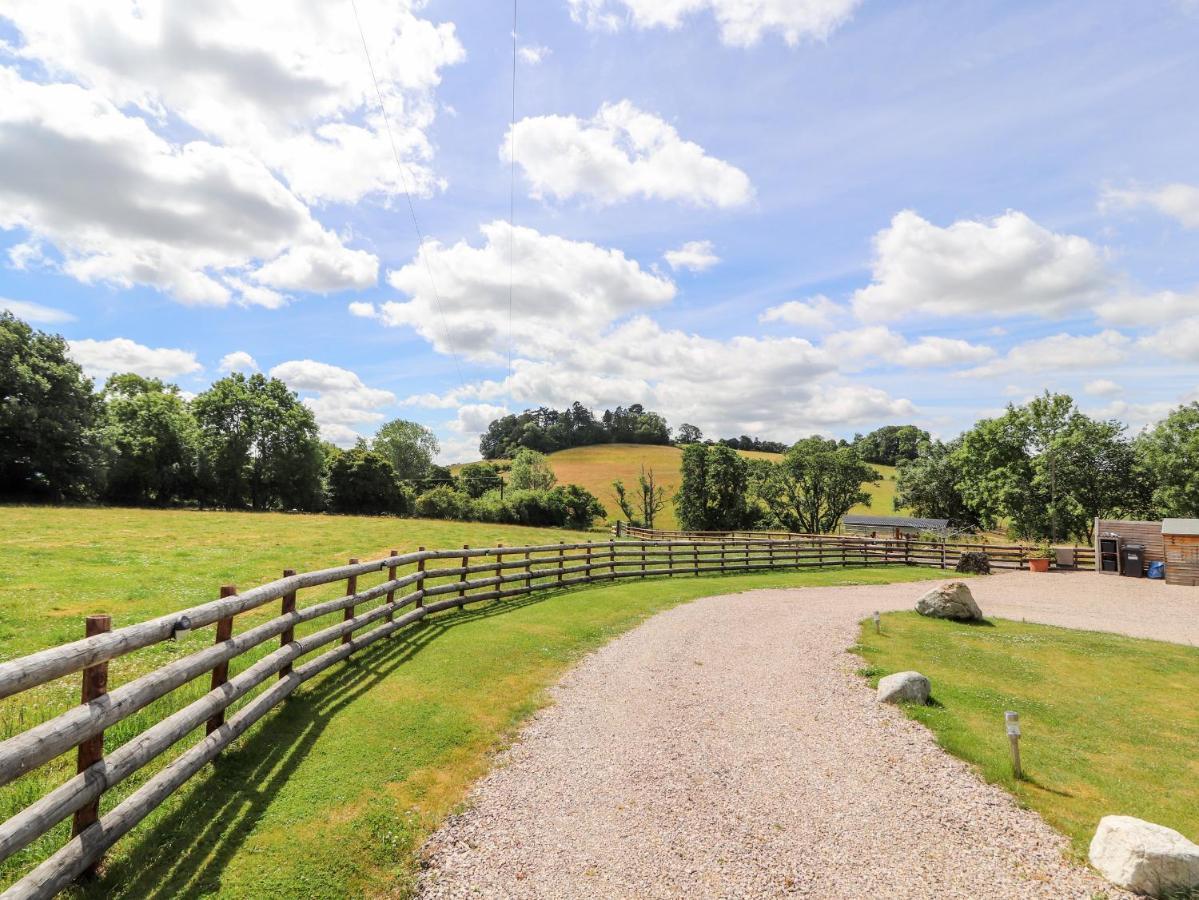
{"left": 458, "top": 444, "right": 905, "bottom": 529}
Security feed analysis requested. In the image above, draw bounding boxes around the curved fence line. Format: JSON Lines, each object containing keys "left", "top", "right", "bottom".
{"left": 0, "top": 532, "right": 929, "bottom": 898}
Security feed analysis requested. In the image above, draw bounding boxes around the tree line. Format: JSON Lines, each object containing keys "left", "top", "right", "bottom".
{"left": 479, "top": 402, "right": 673, "bottom": 459}
{"left": 895, "top": 392, "right": 1197, "bottom": 543}
{"left": 1, "top": 312, "right": 606, "bottom": 529}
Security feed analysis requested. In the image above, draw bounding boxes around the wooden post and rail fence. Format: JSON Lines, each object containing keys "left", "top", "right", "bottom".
{"left": 0, "top": 527, "right": 1092, "bottom": 897}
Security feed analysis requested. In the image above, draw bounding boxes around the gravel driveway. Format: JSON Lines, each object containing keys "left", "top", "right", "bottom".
{"left": 418, "top": 571, "right": 1197, "bottom": 899}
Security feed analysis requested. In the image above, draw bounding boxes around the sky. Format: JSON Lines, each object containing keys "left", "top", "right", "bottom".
{"left": 1, "top": 0, "right": 1198, "bottom": 462}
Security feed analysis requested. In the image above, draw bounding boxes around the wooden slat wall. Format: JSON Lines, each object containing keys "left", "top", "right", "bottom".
{"left": 1095, "top": 519, "right": 1163, "bottom": 574}
{"left": 1163, "top": 533, "right": 1199, "bottom": 586}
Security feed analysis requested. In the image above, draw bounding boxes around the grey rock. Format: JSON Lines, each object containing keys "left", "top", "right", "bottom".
{"left": 1089, "top": 815, "right": 1199, "bottom": 897}
{"left": 876, "top": 671, "right": 930, "bottom": 705}
{"left": 916, "top": 582, "right": 983, "bottom": 621}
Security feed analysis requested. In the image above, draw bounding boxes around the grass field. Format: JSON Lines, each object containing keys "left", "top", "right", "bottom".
{"left": 458, "top": 444, "right": 906, "bottom": 529}
{"left": 856, "top": 612, "right": 1199, "bottom": 859}
{"left": 0, "top": 505, "right": 940, "bottom": 897}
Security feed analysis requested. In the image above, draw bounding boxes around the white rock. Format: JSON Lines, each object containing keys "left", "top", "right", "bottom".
{"left": 876, "top": 671, "right": 930, "bottom": 705}
{"left": 915, "top": 582, "right": 983, "bottom": 621}
{"left": 1089, "top": 815, "right": 1199, "bottom": 897}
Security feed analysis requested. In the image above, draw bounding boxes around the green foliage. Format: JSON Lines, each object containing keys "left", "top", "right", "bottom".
{"left": 192, "top": 373, "right": 324, "bottom": 511}
{"left": 414, "top": 485, "right": 474, "bottom": 520}
{"left": 551, "top": 483, "right": 607, "bottom": 530}
{"left": 0, "top": 311, "right": 100, "bottom": 500}
{"left": 508, "top": 448, "right": 557, "bottom": 491}
{"left": 1136, "top": 402, "right": 1199, "bottom": 517}
{"left": 852, "top": 424, "right": 930, "bottom": 466}
{"left": 100, "top": 374, "right": 199, "bottom": 505}
{"left": 675, "top": 423, "right": 703, "bottom": 444}
{"left": 717, "top": 435, "right": 788, "bottom": 453}
{"left": 674, "top": 444, "right": 752, "bottom": 531}
{"left": 895, "top": 439, "right": 982, "bottom": 530}
{"left": 479, "top": 401, "right": 671, "bottom": 459}
{"left": 326, "top": 443, "right": 412, "bottom": 515}
{"left": 372, "top": 419, "right": 439, "bottom": 482}
{"left": 457, "top": 461, "right": 503, "bottom": 499}
{"left": 751, "top": 437, "right": 880, "bottom": 533}
{"left": 611, "top": 466, "right": 667, "bottom": 528}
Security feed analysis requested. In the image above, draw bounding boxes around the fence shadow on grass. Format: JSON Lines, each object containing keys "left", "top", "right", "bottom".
{"left": 79, "top": 588, "right": 559, "bottom": 899}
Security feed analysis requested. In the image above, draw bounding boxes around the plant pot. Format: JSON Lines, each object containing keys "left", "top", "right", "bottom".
{"left": 1028, "top": 557, "right": 1051, "bottom": 573}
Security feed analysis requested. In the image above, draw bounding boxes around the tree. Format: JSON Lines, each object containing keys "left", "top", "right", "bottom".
{"left": 100, "top": 374, "right": 199, "bottom": 505}
{"left": 326, "top": 443, "right": 411, "bottom": 515}
{"left": 458, "top": 461, "right": 503, "bottom": 499}
{"left": 676, "top": 423, "right": 703, "bottom": 445}
{"left": 894, "top": 439, "right": 981, "bottom": 530}
{"left": 854, "top": 425, "right": 931, "bottom": 466}
{"left": 612, "top": 466, "right": 667, "bottom": 528}
{"left": 372, "top": 419, "right": 439, "bottom": 483}
{"left": 752, "top": 438, "right": 879, "bottom": 533}
{"left": 553, "top": 484, "right": 607, "bottom": 529}
{"left": 192, "top": 373, "right": 324, "bottom": 511}
{"left": 0, "top": 311, "right": 100, "bottom": 500}
{"left": 1136, "top": 402, "right": 1199, "bottom": 517}
{"left": 675, "top": 444, "right": 751, "bottom": 531}
{"left": 508, "top": 448, "right": 557, "bottom": 491}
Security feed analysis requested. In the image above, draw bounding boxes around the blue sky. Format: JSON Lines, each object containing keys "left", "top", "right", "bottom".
{"left": 2, "top": 0, "right": 1198, "bottom": 460}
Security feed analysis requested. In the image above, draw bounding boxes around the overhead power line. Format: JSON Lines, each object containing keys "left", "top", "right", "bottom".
{"left": 506, "top": 0, "right": 519, "bottom": 407}
{"left": 348, "top": 0, "right": 467, "bottom": 391}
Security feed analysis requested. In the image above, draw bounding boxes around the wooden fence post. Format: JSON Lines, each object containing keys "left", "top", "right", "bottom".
{"left": 458, "top": 545, "right": 469, "bottom": 607}
{"left": 941, "top": 541, "right": 947, "bottom": 570}
{"left": 558, "top": 541, "right": 565, "bottom": 586}
{"left": 385, "top": 550, "right": 398, "bottom": 622}
{"left": 640, "top": 541, "right": 647, "bottom": 576}
{"left": 206, "top": 585, "right": 236, "bottom": 735}
{"left": 615, "top": 520, "right": 623, "bottom": 538}
{"left": 524, "top": 550, "right": 532, "bottom": 593}
{"left": 610, "top": 540, "right": 617, "bottom": 580}
{"left": 720, "top": 540, "right": 727, "bottom": 573}
{"left": 585, "top": 542, "right": 594, "bottom": 582}
{"left": 416, "top": 548, "right": 426, "bottom": 608}
{"left": 280, "top": 570, "right": 297, "bottom": 679}
{"left": 495, "top": 544, "right": 504, "bottom": 597}
{"left": 693, "top": 541, "right": 699, "bottom": 575}
{"left": 342, "top": 560, "right": 358, "bottom": 646}
{"left": 72, "top": 613, "right": 111, "bottom": 867}
{"left": 667, "top": 543, "right": 674, "bottom": 577}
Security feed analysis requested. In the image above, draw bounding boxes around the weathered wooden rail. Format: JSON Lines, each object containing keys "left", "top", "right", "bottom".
{"left": 614, "top": 523, "right": 1096, "bottom": 570}
{"left": 0, "top": 532, "right": 944, "bottom": 897}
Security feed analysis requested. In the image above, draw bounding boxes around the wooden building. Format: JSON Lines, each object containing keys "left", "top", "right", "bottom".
{"left": 1093, "top": 518, "right": 1164, "bottom": 575}
{"left": 842, "top": 514, "right": 948, "bottom": 539}
{"left": 1162, "top": 518, "right": 1199, "bottom": 586}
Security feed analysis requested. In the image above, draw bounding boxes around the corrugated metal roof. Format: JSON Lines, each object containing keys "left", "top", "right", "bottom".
{"left": 1162, "top": 518, "right": 1199, "bottom": 536}
{"left": 842, "top": 514, "right": 949, "bottom": 530}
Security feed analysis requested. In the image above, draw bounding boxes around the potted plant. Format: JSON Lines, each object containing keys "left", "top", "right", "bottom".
{"left": 1027, "top": 541, "right": 1053, "bottom": 573}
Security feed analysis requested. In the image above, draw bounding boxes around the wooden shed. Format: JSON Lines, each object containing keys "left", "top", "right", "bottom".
{"left": 1162, "top": 518, "right": 1199, "bottom": 586}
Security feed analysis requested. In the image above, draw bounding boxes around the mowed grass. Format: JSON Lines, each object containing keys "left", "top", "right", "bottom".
{"left": 856, "top": 612, "right": 1199, "bottom": 858}
{"left": 0, "top": 505, "right": 941, "bottom": 897}
{"left": 459, "top": 444, "right": 906, "bottom": 529}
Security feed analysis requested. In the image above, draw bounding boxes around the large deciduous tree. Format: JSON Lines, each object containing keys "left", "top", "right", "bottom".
{"left": 0, "top": 311, "right": 100, "bottom": 500}
{"left": 192, "top": 373, "right": 324, "bottom": 511}
{"left": 675, "top": 444, "right": 751, "bottom": 531}
{"left": 1136, "top": 402, "right": 1199, "bottom": 518}
{"left": 508, "top": 448, "right": 557, "bottom": 491}
{"left": 372, "top": 419, "right": 439, "bottom": 483}
{"left": 326, "top": 443, "right": 411, "bottom": 515}
{"left": 894, "top": 439, "right": 981, "bottom": 530}
{"left": 100, "top": 374, "right": 199, "bottom": 505}
{"left": 752, "top": 437, "right": 879, "bottom": 534}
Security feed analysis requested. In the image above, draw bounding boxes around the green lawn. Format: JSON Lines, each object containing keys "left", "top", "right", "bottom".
{"left": 856, "top": 612, "right": 1199, "bottom": 859}
{"left": 0, "top": 505, "right": 940, "bottom": 897}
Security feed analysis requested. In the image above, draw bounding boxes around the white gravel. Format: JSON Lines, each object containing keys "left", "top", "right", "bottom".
{"left": 418, "top": 571, "right": 1197, "bottom": 899}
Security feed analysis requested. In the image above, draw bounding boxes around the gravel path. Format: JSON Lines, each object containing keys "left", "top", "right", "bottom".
{"left": 419, "top": 572, "right": 1197, "bottom": 899}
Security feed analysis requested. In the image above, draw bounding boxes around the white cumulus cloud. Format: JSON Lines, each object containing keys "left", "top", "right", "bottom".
{"left": 567, "top": 0, "right": 861, "bottom": 47}
{"left": 823, "top": 326, "right": 994, "bottom": 369}
{"left": 1084, "top": 378, "right": 1122, "bottom": 397}
{"left": 961, "top": 331, "right": 1130, "bottom": 378}
{"left": 1138, "top": 317, "right": 1199, "bottom": 362}
{"left": 218, "top": 351, "right": 259, "bottom": 373}
{"left": 759, "top": 295, "right": 843, "bottom": 330}
{"left": 70, "top": 337, "right": 202, "bottom": 381}
{"left": 1, "top": 297, "right": 74, "bottom": 324}
{"left": 504, "top": 100, "right": 753, "bottom": 208}
{"left": 1101, "top": 182, "right": 1199, "bottom": 229}
{"left": 852, "top": 210, "right": 1110, "bottom": 321}
{"left": 374, "top": 221, "right": 676, "bottom": 363}
{"left": 664, "top": 240, "right": 720, "bottom": 272}
{"left": 269, "top": 360, "right": 396, "bottom": 439}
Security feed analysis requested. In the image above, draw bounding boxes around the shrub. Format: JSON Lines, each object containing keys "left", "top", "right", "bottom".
{"left": 552, "top": 484, "right": 606, "bottom": 529}
{"left": 327, "top": 445, "right": 410, "bottom": 515}
{"left": 414, "top": 485, "right": 473, "bottom": 520}
{"left": 956, "top": 551, "right": 991, "bottom": 575}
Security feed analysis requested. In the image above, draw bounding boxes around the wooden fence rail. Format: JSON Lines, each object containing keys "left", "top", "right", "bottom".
{"left": 0, "top": 529, "right": 1081, "bottom": 897}
{"left": 614, "top": 523, "right": 1096, "bottom": 571}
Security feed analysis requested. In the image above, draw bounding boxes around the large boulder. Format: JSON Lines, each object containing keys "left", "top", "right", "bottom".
{"left": 1089, "top": 815, "right": 1199, "bottom": 897}
{"left": 876, "top": 671, "right": 930, "bottom": 705}
{"left": 915, "top": 582, "right": 983, "bottom": 621}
